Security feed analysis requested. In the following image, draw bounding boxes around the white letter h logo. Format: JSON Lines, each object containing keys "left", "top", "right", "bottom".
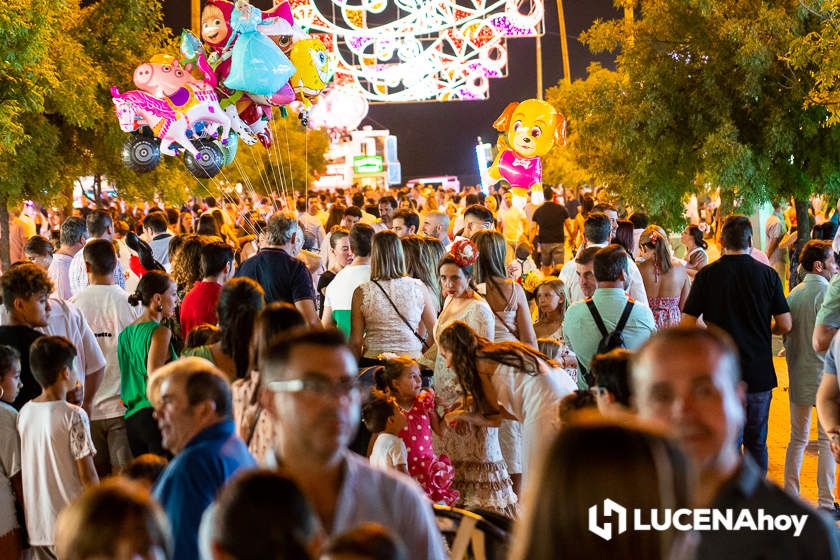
{"left": 588, "top": 499, "right": 628, "bottom": 541}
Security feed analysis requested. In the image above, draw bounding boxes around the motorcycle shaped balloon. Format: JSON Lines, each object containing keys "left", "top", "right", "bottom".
{"left": 112, "top": 51, "right": 232, "bottom": 179}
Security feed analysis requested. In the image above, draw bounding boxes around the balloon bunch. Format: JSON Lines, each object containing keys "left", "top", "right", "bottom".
{"left": 111, "top": 0, "right": 334, "bottom": 179}
{"left": 201, "top": 0, "right": 333, "bottom": 143}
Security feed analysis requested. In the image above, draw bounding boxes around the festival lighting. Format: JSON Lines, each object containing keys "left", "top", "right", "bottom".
{"left": 290, "top": 0, "right": 544, "bottom": 102}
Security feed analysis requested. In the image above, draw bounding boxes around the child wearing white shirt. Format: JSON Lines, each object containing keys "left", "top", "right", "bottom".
{"left": 362, "top": 391, "right": 408, "bottom": 474}
{"left": 18, "top": 336, "right": 98, "bottom": 559}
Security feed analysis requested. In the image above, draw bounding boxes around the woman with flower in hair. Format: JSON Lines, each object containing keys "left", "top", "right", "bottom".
{"left": 638, "top": 226, "right": 691, "bottom": 329}
{"left": 429, "top": 239, "right": 517, "bottom": 516}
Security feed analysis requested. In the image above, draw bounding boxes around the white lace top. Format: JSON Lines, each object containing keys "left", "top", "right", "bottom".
{"left": 359, "top": 277, "right": 427, "bottom": 359}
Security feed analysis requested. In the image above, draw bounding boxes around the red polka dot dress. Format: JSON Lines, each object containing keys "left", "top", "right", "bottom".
{"left": 398, "top": 390, "right": 459, "bottom": 505}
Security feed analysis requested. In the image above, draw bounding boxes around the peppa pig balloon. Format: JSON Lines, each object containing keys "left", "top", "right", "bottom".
{"left": 112, "top": 50, "right": 233, "bottom": 178}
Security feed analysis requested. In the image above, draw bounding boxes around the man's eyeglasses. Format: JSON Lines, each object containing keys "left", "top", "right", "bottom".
{"left": 267, "top": 376, "right": 360, "bottom": 398}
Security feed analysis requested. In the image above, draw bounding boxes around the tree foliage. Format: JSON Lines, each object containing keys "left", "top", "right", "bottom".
{"left": 545, "top": 0, "right": 840, "bottom": 229}
{"left": 787, "top": 0, "right": 840, "bottom": 125}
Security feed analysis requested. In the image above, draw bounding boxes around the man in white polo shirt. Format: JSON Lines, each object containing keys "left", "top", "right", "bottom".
{"left": 322, "top": 224, "right": 373, "bottom": 335}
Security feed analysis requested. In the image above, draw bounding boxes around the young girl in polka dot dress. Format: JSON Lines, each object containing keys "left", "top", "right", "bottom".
{"left": 376, "top": 357, "right": 459, "bottom": 505}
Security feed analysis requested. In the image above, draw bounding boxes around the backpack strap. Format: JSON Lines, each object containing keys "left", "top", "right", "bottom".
{"left": 615, "top": 298, "right": 635, "bottom": 333}
{"left": 585, "top": 298, "right": 609, "bottom": 338}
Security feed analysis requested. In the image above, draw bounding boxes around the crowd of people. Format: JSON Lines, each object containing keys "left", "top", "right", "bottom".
{"left": 1, "top": 184, "right": 840, "bottom": 559}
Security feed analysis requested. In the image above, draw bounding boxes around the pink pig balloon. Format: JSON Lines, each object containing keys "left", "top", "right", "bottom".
{"left": 133, "top": 56, "right": 201, "bottom": 98}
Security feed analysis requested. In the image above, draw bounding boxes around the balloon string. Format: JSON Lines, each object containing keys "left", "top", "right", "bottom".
{"left": 269, "top": 118, "right": 289, "bottom": 204}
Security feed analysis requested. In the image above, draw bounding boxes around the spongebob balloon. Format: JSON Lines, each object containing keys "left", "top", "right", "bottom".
{"left": 289, "top": 38, "right": 333, "bottom": 114}
{"left": 487, "top": 99, "right": 566, "bottom": 196}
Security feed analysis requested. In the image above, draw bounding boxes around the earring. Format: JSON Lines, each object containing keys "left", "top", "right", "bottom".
{"left": 0, "top": 386, "right": 4, "bottom": 401}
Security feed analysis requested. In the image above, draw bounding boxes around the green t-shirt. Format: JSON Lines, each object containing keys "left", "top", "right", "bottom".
{"left": 181, "top": 345, "right": 215, "bottom": 363}
{"left": 118, "top": 321, "right": 177, "bottom": 418}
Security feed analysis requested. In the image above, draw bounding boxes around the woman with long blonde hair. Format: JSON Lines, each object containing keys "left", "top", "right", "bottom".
{"left": 350, "top": 231, "right": 437, "bottom": 365}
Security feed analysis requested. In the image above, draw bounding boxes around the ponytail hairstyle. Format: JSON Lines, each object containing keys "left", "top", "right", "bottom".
{"left": 685, "top": 224, "right": 708, "bottom": 250}
{"left": 640, "top": 225, "right": 672, "bottom": 274}
{"left": 128, "top": 271, "right": 173, "bottom": 307}
{"left": 217, "top": 278, "right": 265, "bottom": 380}
{"left": 438, "top": 321, "right": 556, "bottom": 416}
{"left": 374, "top": 356, "right": 418, "bottom": 393}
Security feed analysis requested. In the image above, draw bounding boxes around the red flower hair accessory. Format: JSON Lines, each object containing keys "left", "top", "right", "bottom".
{"left": 449, "top": 238, "right": 478, "bottom": 268}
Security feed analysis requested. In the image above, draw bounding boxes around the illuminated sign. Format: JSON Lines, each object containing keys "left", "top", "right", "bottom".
{"left": 354, "top": 155, "right": 384, "bottom": 174}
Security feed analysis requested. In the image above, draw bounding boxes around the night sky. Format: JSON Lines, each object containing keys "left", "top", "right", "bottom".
{"left": 165, "top": 0, "right": 620, "bottom": 183}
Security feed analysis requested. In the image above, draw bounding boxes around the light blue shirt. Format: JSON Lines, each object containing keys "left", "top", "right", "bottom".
{"left": 817, "top": 273, "right": 840, "bottom": 328}
{"left": 564, "top": 287, "right": 657, "bottom": 385}
{"left": 784, "top": 274, "right": 828, "bottom": 404}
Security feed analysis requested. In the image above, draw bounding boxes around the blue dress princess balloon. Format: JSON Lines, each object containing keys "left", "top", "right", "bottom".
{"left": 223, "top": 1, "right": 295, "bottom": 96}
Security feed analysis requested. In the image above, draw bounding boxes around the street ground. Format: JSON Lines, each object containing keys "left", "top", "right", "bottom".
{"left": 768, "top": 346, "right": 825, "bottom": 506}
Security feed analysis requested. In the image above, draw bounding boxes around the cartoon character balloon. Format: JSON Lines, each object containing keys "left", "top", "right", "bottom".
{"left": 224, "top": 0, "right": 296, "bottom": 96}
{"left": 487, "top": 99, "right": 566, "bottom": 195}
{"left": 289, "top": 38, "right": 333, "bottom": 109}
{"left": 112, "top": 46, "right": 232, "bottom": 179}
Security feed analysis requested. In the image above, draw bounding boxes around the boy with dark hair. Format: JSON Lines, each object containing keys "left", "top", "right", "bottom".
{"left": 0, "top": 263, "right": 52, "bottom": 409}
{"left": 70, "top": 240, "right": 140, "bottom": 476}
{"left": 18, "top": 336, "right": 98, "bottom": 559}
{"left": 142, "top": 212, "right": 174, "bottom": 269}
{"left": 180, "top": 241, "right": 235, "bottom": 337}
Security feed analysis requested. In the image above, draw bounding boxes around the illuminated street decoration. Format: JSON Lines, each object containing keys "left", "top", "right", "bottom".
{"left": 290, "top": 0, "right": 543, "bottom": 102}
{"left": 308, "top": 82, "right": 370, "bottom": 130}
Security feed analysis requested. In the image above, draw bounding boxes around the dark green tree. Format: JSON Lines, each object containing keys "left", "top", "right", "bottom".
{"left": 546, "top": 0, "right": 840, "bottom": 234}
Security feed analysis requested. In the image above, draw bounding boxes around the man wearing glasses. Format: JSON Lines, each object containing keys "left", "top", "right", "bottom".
{"left": 260, "top": 328, "right": 446, "bottom": 560}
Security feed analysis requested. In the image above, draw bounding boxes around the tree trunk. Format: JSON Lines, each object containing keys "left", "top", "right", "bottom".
{"left": 0, "top": 196, "right": 10, "bottom": 273}
{"left": 794, "top": 198, "right": 810, "bottom": 244}
{"left": 93, "top": 174, "right": 102, "bottom": 208}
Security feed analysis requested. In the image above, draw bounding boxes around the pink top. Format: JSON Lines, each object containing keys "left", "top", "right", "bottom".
{"left": 750, "top": 247, "right": 771, "bottom": 266}
{"left": 498, "top": 149, "right": 542, "bottom": 189}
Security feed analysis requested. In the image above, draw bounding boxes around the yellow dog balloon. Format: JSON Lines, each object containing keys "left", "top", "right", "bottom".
{"left": 487, "top": 98, "right": 566, "bottom": 195}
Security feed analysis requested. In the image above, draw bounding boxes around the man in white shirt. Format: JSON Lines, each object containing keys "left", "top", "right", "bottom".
{"left": 70, "top": 239, "right": 141, "bottom": 476}
{"left": 559, "top": 212, "right": 648, "bottom": 306}
{"left": 68, "top": 210, "right": 125, "bottom": 295}
{"left": 260, "top": 329, "right": 446, "bottom": 560}
{"left": 299, "top": 197, "right": 327, "bottom": 252}
{"left": 48, "top": 217, "right": 87, "bottom": 300}
{"left": 323, "top": 224, "right": 373, "bottom": 335}
{"left": 142, "top": 212, "right": 174, "bottom": 270}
